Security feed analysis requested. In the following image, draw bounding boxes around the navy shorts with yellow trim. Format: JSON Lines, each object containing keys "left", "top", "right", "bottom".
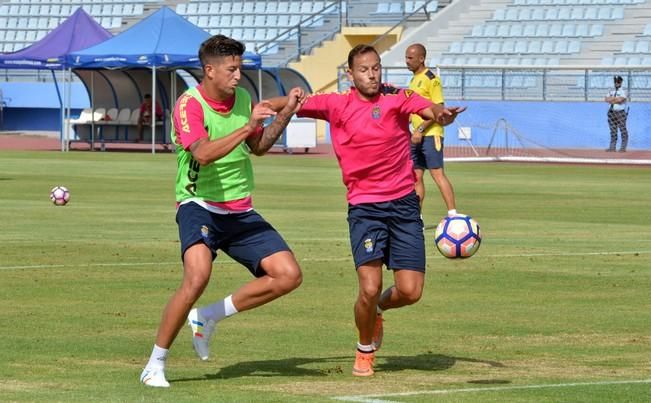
{"left": 176, "top": 202, "right": 291, "bottom": 278}
{"left": 411, "top": 136, "right": 445, "bottom": 170}
{"left": 347, "top": 191, "right": 425, "bottom": 272}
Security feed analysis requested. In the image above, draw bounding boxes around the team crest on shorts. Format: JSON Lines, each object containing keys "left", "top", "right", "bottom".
{"left": 371, "top": 105, "right": 381, "bottom": 120}
{"left": 201, "top": 225, "right": 209, "bottom": 238}
{"left": 364, "top": 238, "right": 374, "bottom": 253}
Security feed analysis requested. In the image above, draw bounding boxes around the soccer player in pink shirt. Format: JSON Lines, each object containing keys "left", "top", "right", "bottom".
{"left": 293, "top": 44, "right": 465, "bottom": 376}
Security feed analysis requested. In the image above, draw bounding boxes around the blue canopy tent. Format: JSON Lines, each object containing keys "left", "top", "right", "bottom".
{"left": 66, "top": 7, "right": 269, "bottom": 153}
{"left": 0, "top": 8, "right": 112, "bottom": 147}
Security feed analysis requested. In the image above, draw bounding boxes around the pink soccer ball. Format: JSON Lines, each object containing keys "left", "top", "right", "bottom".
{"left": 50, "top": 186, "right": 70, "bottom": 206}
{"left": 434, "top": 214, "right": 481, "bottom": 258}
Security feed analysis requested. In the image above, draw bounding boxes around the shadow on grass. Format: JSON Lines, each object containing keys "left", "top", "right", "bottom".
{"left": 171, "top": 352, "right": 505, "bottom": 383}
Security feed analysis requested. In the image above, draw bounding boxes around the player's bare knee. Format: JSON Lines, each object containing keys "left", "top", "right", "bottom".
{"left": 272, "top": 264, "right": 303, "bottom": 294}
{"left": 396, "top": 285, "right": 423, "bottom": 305}
{"left": 359, "top": 281, "right": 382, "bottom": 301}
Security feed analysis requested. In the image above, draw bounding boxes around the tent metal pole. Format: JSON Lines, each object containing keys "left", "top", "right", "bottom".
{"left": 53, "top": 69, "right": 64, "bottom": 152}
{"left": 66, "top": 68, "right": 72, "bottom": 152}
{"left": 151, "top": 65, "right": 156, "bottom": 154}
{"left": 258, "top": 68, "right": 262, "bottom": 101}
{"left": 90, "top": 71, "right": 95, "bottom": 151}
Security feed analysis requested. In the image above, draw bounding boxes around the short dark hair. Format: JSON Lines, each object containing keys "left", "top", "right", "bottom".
{"left": 143, "top": 93, "right": 152, "bottom": 99}
{"left": 347, "top": 44, "right": 379, "bottom": 69}
{"left": 614, "top": 75, "right": 623, "bottom": 84}
{"left": 199, "top": 35, "right": 245, "bottom": 68}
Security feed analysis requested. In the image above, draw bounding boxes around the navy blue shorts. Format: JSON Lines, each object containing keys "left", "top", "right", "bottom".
{"left": 347, "top": 191, "right": 425, "bottom": 272}
{"left": 176, "top": 202, "right": 291, "bottom": 278}
{"left": 411, "top": 136, "right": 445, "bottom": 170}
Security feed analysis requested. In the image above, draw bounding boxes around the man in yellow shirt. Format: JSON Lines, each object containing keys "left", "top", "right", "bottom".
{"left": 405, "top": 43, "right": 457, "bottom": 217}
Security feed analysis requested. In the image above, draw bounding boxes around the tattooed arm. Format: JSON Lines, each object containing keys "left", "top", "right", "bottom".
{"left": 247, "top": 87, "right": 306, "bottom": 156}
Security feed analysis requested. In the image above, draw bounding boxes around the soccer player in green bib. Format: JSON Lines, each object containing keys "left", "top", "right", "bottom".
{"left": 140, "top": 35, "right": 306, "bottom": 387}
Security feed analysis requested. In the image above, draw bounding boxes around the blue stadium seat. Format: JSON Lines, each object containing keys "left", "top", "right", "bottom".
{"left": 554, "top": 40, "right": 568, "bottom": 53}
{"left": 515, "top": 40, "right": 528, "bottom": 53}
{"left": 584, "top": 7, "right": 597, "bottom": 19}
{"left": 461, "top": 41, "right": 475, "bottom": 53}
{"left": 497, "top": 24, "right": 510, "bottom": 37}
{"left": 484, "top": 24, "right": 497, "bottom": 36}
{"left": 242, "top": 2, "right": 254, "bottom": 14}
{"left": 535, "top": 24, "right": 549, "bottom": 36}
{"left": 635, "top": 40, "right": 650, "bottom": 53}
{"left": 644, "top": 24, "right": 651, "bottom": 36}
{"left": 530, "top": 8, "right": 544, "bottom": 19}
{"left": 523, "top": 24, "right": 536, "bottom": 37}
{"left": 528, "top": 40, "right": 542, "bottom": 53}
{"left": 541, "top": 39, "right": 554, "bottom": 53}
{"left": 545, "top": 8, "right": 559, "bottom": 19}
{"left": 626, "top": 56, "right": 641, "bottom": 65}
{"left": 549, "top": 23, "right": 562, "bottom": 36}
{"left": 621, "top": 40, "right": 635, "bottom": 53}
{"left": 448, "top": 41, "right": 462, "bottom": 53}
{"left": 586, "top": 24, "right": 602, "bottom": 36}
{"left": 562, "top": 24, "right": 576, "bottom": 36}
{"left": 254, "top": 2, "right": 267, "bottom": 13}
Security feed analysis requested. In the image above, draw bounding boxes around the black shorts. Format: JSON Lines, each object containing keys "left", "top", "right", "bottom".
{"left": 176, "top": 202, "right": 291, "bottom": 277}
{"left": 411, "top": 136, "right": 445, "bottom": 170}
{"left": 347, "top": 191, "right": 425, "bottom": 271}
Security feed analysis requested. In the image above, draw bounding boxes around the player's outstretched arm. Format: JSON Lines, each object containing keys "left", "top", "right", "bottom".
{"left": 247, "top": 87, "right": 306, "bottom": 155}
{"left": 418, "top": 104, "right": 467, "bottom": 127}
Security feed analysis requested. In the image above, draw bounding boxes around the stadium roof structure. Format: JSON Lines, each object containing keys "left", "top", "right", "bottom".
{"left": 0, "top": 8, "right": 112, "bottom": 69}
{"left": 66, "top": 6, "right": 261, "bottom": 69}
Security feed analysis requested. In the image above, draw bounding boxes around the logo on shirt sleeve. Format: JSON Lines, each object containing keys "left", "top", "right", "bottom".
{"left": 404, "top": 89, "right": 414, "bottom": 97}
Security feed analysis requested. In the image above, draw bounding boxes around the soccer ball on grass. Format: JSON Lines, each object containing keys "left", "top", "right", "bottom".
{"left": 434, "top": 214, "right": 481, "bottom": 258}
{"left": 50, "top": 186, "right": 70, "bottom": 206}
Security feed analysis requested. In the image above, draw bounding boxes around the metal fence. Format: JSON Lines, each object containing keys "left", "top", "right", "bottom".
{"left": 338, "top": 65, "right": 651, "bottom": 103}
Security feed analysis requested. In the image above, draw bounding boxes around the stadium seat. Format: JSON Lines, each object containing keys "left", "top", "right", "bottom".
{"left": 562, "top": 24, "right": 576, "bottom": 37}
{"left": 568, "top": 40, "right": 581, "bottom": 53}
{"left": 643, "top": 24, "right": 651, "bottom": 36}
{"left": 523, "top": 24, "right": 536, "bottom": 37}
{"left": 528, "top": 40, "right": 542, "bottom": 53}
{"left": 535, "top": 24, "right": 549, "bottom": 37}
{"left": 635, "top": 40, "right": 650, "bottom": 53}
{"left": 554, "top": 40, "right": 568, "bottom": 53}
{"left": 461, "top": 42, "right": 475, "bottom": 53}
{"left": 621, "top": 40, "right": 635, "bottom": 53}
{"left": 484, "top": 24, "right": 497, "bottom": 36}
{"left": 549, "top": 23, "right": 563, "bottom": 36}
{"left": 589, "top": 24, "right": 603, "bottom": 36}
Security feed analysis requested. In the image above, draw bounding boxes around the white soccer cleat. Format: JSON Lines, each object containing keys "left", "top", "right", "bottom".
{"left": 140, "top": 368, "right": 170, "bottom": 388}
{"left": 187, "top": 308, "right": 216, "bottom": 361}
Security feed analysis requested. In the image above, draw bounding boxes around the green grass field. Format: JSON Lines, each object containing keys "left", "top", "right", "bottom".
{"left": 1, "top": 150, "right": 650, "bottom": 402}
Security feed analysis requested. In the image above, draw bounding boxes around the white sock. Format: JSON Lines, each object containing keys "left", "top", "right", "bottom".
{"left": 146, "top": 344, "right": 168, "bottom": 370}
{"left": 199, "top": 295, "right": 239, "bottom": 322}
{"left": 357, "top": 343, "right": 374, "bottom": 353}
{"left": 447, "top": 209, "right": 457, "bottom": 216}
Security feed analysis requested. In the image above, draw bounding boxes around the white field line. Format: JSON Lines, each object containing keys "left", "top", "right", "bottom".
{"left": 1, "top": 250, "right": 650, "bottom": 271}
{"left": 332, "top": 379, "right": 651, "bottom": 402}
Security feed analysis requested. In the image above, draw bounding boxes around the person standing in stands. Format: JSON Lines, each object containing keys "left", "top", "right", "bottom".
{"left": 405, "top": 43, "right": 459, "bottom": 217}
{"left": 140, "top": 35, "right": 306, "bottom": 388}
{"left": 605, "top": 75, "right": 628, "bottom": 152}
